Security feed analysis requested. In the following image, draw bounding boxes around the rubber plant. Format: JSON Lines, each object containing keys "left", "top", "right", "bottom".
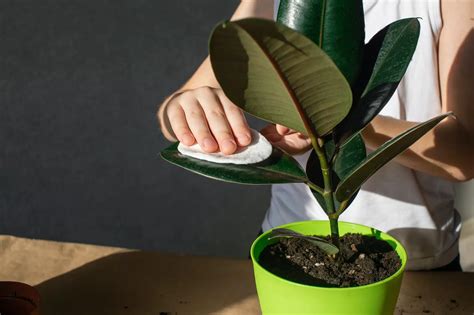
{"left": 161, "top": 0, "right": 451, "bottom": 253}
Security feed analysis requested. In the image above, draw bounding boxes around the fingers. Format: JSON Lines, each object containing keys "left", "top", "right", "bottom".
{"left": 260, "top": 124, "right": 282, "bottom": 142}
{"left": 276, "top": 124, "right": 297, "bottom": 135}
{"left": 165, "top": 87, "right": 251, "bottom": 155}
{"left": 181, "top": 96, "right": 219, "bottom": 153}
{"left": 196, "top": 89, "right": 237, "bottom": 155}
{"left": 276, "top": 124, "right": 290, "bottom": 135}
{"left": 260, "top": 124, "right": 276, "bottom": 135}
{"left": 218, "top": 91, "right": 252, "bottom": 147}
{"left": 261, "top": 123, "right": 312, "bottom": 155}
{"left": 166, "top": 102, "right": 195, "bottom": 146}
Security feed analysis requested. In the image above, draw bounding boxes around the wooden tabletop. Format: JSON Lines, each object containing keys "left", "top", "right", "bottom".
{"left": 1, "top": 235, "right": 473, "bottom": 315}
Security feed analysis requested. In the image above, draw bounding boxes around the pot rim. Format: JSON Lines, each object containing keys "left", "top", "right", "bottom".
{"left": 0, "top": 281, "right": 40, "bottom": 311}
{"left": 250, "top": 220, "right": 407, "bottom": 291}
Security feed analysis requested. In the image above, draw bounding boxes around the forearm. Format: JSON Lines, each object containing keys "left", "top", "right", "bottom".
{"left": 362, "top": 115, "right": 474, "bottom": 182}
{"left": 158, "top": 0, "right": 274, "bottom": 140}
{"left": 362, "top": 0, "right": 474, "bottom": 182}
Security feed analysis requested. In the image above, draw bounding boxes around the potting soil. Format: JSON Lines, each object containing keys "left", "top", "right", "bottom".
{"left": 258, "top": 233, "right": 401, "bottom": 288}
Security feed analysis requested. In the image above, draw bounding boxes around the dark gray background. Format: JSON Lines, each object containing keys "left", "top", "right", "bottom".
{"left": 0, "top": 0, "right": 271, "bottom": 257}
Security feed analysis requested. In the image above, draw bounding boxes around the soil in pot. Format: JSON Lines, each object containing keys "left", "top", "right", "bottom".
{"left": 258, "top": 233, "right": 401, "bottom": 288}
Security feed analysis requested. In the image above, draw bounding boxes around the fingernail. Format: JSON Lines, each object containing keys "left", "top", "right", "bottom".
{"left": 237, "top": 133, "right": 251, "bottom": 144}
{"left": 222, "top": 139, "right": 236, "bottom": 153}
{"left": 203, "top": 137, "right": 216, "bottom": 149}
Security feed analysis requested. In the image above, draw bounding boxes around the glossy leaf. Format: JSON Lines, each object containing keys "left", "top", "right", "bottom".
{"left": 306, "top": 148, "right": 332, "bottom": 212}
{"left": 268, "top": 228, "right": 339, "bottom": 255}
{"left": 334, "top": 134, "right": 367, "bottom": 180}
{"left": 161, "top": 143, "right": 307, "bottom": 185}
{"left": 209, "top": 18, "right": 352, "bottom": 138}
{"left": 335, "top": 18, "right": 421, "bottom": 145}
{"left": 276, "top": 0, "right": 366, "bottom": 213}
{"left": 322, "top": 134, "right": 336, "bottom": 161}
{"left": 310, "top": 188, "right": 328, "bottom": 214}
{"left": 307, "top": 134, "right": 366, "bottom": 212}
{"left": 277, "top": 0, "right": 364, "bottom": 85}
{"left": 332, "top": 134, "right": 367, "bottom": 212}
{"left": 335, "top": 113, "right": 452, "bottom": 202}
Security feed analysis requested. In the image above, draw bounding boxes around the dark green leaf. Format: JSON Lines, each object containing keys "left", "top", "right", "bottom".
{"left": 277, "top": 0, "right": 364, "bottom": 85}
{"left": 335, "top": 113, "right": 452, "bottom": 202}
{"left": 335, "top": 18, "right": 420, "bottom": 145}
{"left": 310, "top": 188, "right": 328, "bottom": 213}
{"left": 306, "top": 150, "right": 323, "bottom": 188}
{"left": 307, "top": 135, "right": 366, "bottom": 212}
{"left": 333, "top": 134, "right": 367, "bottom": 179}
{"left": 332, "top": 134, "right": 366, "bottom": 213}
{"left": 362, "top": 18, "right": 420, "bottom": 96}
{"left": 306, "top": 149, "right": 331, "bottom": 212}
{"left": 161, "top": 142, "right": 307, "bottom": 185}
{"left": 209, "top": 18, "right": 352, "bottom": 138}
{"left": 268, "top": 228, "right": 339, "bottom": 255}
{"left": 322, "top": 134, "right": 336, "bottom": 162}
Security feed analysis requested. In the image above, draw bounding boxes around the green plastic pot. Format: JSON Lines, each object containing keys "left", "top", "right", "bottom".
{"left": 250, "top": 220, "right": 407, "bottom": 315}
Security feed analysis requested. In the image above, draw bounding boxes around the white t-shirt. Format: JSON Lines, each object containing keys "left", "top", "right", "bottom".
{"left": 266, "top": 0, "right": 461, "bottom": 270}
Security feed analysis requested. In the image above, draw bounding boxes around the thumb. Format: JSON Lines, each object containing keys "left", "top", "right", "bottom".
{"left": 276, "top": 124, "right": 290, "bottom": 135}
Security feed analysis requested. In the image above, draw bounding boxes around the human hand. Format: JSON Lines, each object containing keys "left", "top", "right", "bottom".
{"left": 164, "top": 87, "right": 252, "bottom": 155}
{"left": 261, "top": 124, "right": 312, "bottom": 155}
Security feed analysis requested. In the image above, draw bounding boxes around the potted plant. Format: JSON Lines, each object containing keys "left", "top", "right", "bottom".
{"left": 0, "top": 281, "right": 40, "bottom": 315}
{"left": 161, "top": 0, "right": 451, "bottom": 313}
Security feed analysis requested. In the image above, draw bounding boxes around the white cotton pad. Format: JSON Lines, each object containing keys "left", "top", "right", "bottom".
{"left": 177, "top": 129, "right": 272, "bottom": 164}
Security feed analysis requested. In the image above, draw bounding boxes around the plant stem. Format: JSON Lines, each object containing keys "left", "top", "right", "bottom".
{"left": 329, "top": 216, "right": 340, "bottom": 248}
{"left": 311, "top": 137, "right": 335, "bottom": 213}
{"left": 310, "top": 137, "right": 340, "bottom": 247}
{"left": 306, "top": 181, "right": 324, "bottom": 194}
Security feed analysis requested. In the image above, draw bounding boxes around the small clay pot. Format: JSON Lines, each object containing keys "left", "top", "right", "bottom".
{"left": 0, "top": 282, "right": 40, "bottom": 315}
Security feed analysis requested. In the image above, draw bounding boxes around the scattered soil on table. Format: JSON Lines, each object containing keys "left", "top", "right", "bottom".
{"left": 258, "top": 233, "right": 401, "bottom": 288}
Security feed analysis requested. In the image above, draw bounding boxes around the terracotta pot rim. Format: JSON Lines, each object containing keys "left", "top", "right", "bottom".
{"left": 0, "top": 281, "right": 40, "bottom": 306}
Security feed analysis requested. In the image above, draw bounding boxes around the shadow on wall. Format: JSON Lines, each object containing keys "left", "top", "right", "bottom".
{"left": 36, "top": 251, "right": 259, "bottom": 314}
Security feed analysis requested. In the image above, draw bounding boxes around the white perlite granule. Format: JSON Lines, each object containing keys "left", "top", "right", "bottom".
{"left": 177, "top": 129, "right": 272, "bottom": 165}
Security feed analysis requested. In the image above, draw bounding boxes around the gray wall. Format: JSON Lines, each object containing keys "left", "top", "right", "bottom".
{"left": 1, "top": 0, "right": 271, "bottom": 257}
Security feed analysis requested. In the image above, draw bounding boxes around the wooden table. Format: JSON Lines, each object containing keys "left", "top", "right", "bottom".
{"left": 1, "top": 235, "right": 473, "bottom": 314}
